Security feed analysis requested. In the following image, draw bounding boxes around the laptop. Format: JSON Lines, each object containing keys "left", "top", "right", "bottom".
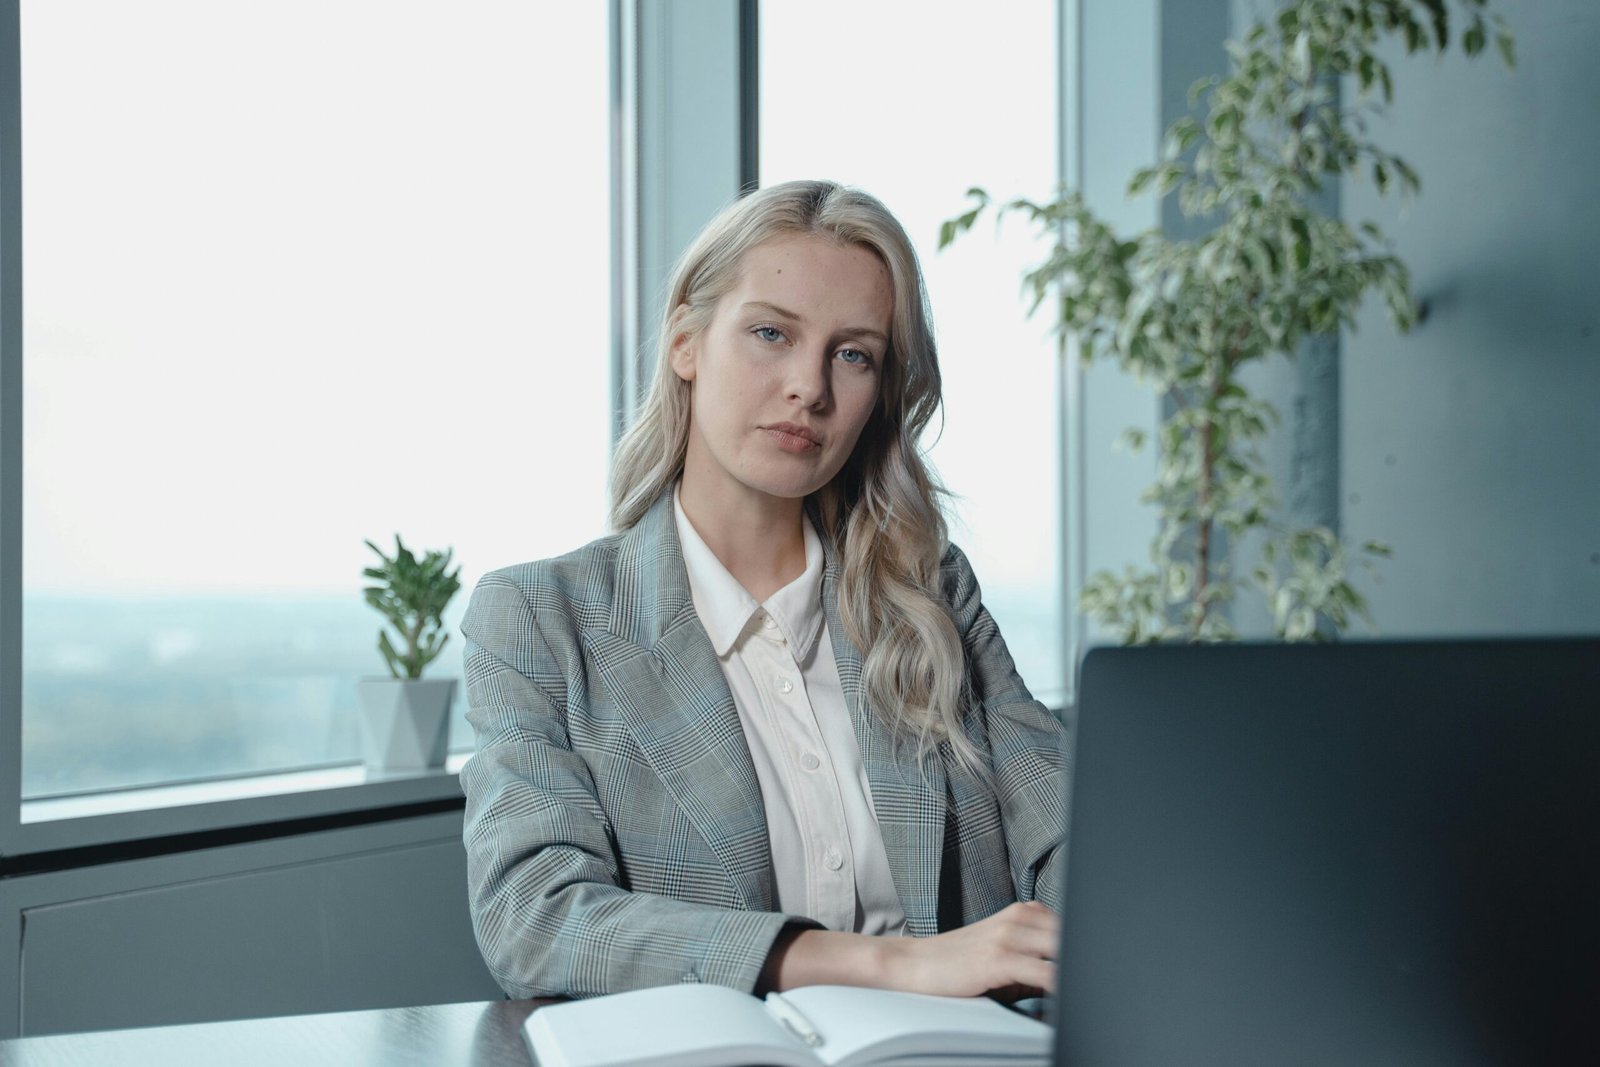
{"left": 1053, "top": 638, "right": 1600, "bottom": 1066}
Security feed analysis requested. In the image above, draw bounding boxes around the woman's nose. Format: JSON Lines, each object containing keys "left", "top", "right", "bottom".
{"left": 785, "top": 351, "right": 831, "bottom": 408}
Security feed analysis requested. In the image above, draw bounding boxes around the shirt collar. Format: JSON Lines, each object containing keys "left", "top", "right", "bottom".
{"left": 673, "top": 483, "right": 825, "bottom": 659}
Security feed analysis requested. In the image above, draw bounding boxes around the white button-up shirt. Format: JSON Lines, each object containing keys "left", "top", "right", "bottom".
{"left": 674, "top": 487, "right": 908, "bottom": 936}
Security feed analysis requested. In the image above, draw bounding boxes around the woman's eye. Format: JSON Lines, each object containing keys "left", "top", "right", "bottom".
{"left": 754, "top": 326, "right": 786, "bottom": 343}
{"left": 837, "top": 348, "right": 874, "bottom": 368}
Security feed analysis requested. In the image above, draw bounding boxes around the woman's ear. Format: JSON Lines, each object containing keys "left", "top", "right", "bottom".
{"left": 668, "top": 305, "right": 697, "bottom": 382}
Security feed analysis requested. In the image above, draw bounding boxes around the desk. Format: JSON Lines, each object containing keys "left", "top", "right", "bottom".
{"left": 0, "top": 999, "right": 556, "bottom": 1066}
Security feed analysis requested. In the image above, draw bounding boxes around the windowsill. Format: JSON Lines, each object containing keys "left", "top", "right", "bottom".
{"left": 10, "top": 752, "right": 471, "bottom": 858}
{"left": 22, "top": 751, "right": 470, "bottom": 823}
{"left": 8, "top": 694, "right": 1066, "bottom": 862}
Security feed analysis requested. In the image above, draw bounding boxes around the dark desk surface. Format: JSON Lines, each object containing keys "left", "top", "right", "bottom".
{"left": 0, "top": 999, "right": 555, "bottom": 1066}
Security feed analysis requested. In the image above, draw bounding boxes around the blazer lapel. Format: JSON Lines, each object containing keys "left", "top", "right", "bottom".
{"left": 590, "top": 491, "right": 775, "bottom": 912}
{"left": 819, "top": 539, "right": 947, "bottom": 937}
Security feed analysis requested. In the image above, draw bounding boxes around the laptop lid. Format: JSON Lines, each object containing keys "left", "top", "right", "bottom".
{"left": 1054, "top": 638, "right": 1600, "bottom": 1066}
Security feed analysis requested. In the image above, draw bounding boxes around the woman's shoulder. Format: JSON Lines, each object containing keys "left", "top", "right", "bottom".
{"left": 937, "top": 540, "right": 975, "bottom": 572}
{"left": 936, "top": 540, "right": 979, "bottom": 590}
{"left": 934, "top": 540, "right": 987, "bottom": 630}
{"left": 473, "top": 530, "right": 629, "bottom": 611}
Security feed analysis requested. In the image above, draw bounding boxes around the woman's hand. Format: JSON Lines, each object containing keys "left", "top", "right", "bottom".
{"left": 759, "top": 900, "right": 1058, "bottom": 1001}
{"left": 880, "top": 901, "right": 1058, "bottom": 1001}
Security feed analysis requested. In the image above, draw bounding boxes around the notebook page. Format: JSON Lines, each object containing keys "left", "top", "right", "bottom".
{"left": 525, "top": 984, "right": 815, "bottom": 1067}
{"left": 777, "top": 987, "right": 1051, "bottom": 1067}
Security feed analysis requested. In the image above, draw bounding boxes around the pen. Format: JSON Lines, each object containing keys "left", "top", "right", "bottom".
{"left": 765, "top": 992, "right": 824, "bottom": 1048}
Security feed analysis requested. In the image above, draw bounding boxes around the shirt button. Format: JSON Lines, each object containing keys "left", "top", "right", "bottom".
{"left": 823, "top": 847, "right": 844, "bottom": 871}
{"left": 801, "top": 753, "right": 821, "bottom": 771}
{"left": 777, "top": 677, "right": 793, "bottom": 694}
{"left": 762, "top": 615, "right": 777, "bottom": 629}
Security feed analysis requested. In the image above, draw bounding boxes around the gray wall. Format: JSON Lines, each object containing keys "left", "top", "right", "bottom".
{"left": 1340, "top": 0, "right": 1600, "bottom": 637}
{"left": 0, "top": 811, "right": 502, "bottom": 1038}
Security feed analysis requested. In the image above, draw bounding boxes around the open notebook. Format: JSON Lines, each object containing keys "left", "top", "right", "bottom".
{"left": 523, "top": 984, "right": 1050, "bottom": 1067}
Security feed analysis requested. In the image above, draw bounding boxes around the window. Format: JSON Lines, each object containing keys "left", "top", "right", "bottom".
{"left": 18, "top": 0, "right": 611, "bottom": 798}
{"left": 760, "top": 0, "right": 1065, "bottom": 703}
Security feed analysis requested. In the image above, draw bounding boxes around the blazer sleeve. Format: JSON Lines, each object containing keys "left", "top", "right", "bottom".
{"left": 942, "top": 544, "right": 1071, "bottom": 913}
{"left": 459, "top": 572, "right": 797, "bottom": 999}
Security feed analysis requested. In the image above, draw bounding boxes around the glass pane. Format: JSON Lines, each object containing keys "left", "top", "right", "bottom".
{"left": 21, "top": 0, "right": 611, "bottom": 797}
{"left": 760, "top": 0, "right": 1063, "bottom": 702}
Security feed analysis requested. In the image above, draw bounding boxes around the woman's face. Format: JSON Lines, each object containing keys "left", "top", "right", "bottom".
{"left": 672, "top": 233, "right": 892, "bottom": 511}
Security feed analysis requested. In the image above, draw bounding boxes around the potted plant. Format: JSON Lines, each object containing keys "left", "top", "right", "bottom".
{"left": 942, "top": 0, "right": 1512, "bottom": 642}
{"left": 356, "top": 535, "right": 463, "bottom": 771}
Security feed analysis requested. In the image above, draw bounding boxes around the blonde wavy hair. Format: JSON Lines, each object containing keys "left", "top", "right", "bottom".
{"left": 609, "top": 180, "right": 982, "bottom": 774}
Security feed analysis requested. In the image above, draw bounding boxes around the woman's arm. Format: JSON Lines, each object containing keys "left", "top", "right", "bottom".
{"left": 757, "top": 901, "right": 1059, "bottom": 1000}
{"left": 941, "top": 544, "right": 1071, "bottom": 913}
{"left": 461, "top": 572, "right": 804, "bottom": 998}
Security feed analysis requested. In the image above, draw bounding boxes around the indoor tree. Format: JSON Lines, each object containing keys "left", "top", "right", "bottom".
{"left": 942, "top": 0, "right": 1513, "bottom": 642}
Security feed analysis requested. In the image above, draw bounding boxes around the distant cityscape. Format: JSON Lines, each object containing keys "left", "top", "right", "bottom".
{"left": 21, "top": 595, "right": 474, "bottom": 799}
{"left": 21, "top": 590, "right": 1061, "bottom": 800}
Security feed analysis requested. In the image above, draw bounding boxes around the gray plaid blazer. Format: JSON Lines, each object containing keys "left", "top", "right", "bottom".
{"left": 460, "top": 489, "right": 1068, "bottom": 999}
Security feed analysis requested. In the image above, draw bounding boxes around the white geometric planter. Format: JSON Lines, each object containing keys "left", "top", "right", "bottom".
{"left": 355, "top": 678, "right": 456, "bottom": 772}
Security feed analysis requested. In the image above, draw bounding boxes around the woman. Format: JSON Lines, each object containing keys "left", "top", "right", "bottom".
{"left": 461, "top": 180, "right": 1067, "bottom": 1002}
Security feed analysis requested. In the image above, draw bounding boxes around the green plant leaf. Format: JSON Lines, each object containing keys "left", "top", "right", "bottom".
{"left": 1403, "top": 18, "right": 1423, "bottom": 53}
{"left": 1291, "top": 31, "right": 1312, "bottom": 82}
{"left": 1417, "top": 0, "right": 1448, "bottom": 49}
{"left": 1496, "top": 32, "right": 1516, "bottom": 68}
{"left": 1164, "top": 117, "right": 1201, "bottom": 160}
{"left": 377, "top": 630, "right": 403, "bottom": 680}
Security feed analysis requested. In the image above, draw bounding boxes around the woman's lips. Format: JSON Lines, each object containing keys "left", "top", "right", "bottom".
{"left": 764, "top": 426, "right": 822, "bottom": 453}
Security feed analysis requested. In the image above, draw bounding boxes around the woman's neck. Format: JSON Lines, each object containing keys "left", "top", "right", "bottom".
{"left": 676, "top": 476, "right": 808, "bottom": 604}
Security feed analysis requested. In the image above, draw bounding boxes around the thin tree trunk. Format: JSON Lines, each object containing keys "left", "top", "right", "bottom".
{"left": 1191, "top": 357, "right": 1233, "bottom": 637}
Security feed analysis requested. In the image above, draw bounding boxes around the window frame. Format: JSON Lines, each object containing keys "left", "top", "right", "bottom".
{"left": 1, "top": 0, "right": 24, "bottom": 862}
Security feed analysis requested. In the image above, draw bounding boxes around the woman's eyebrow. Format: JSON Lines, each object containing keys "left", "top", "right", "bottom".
{"left": 739, "top": 300, "right": 888, "bottom": 345}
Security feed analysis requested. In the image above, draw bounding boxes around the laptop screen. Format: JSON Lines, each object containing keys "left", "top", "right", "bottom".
{"left": 1053, "top": 639, "right": 1600, "bottom": 1066}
